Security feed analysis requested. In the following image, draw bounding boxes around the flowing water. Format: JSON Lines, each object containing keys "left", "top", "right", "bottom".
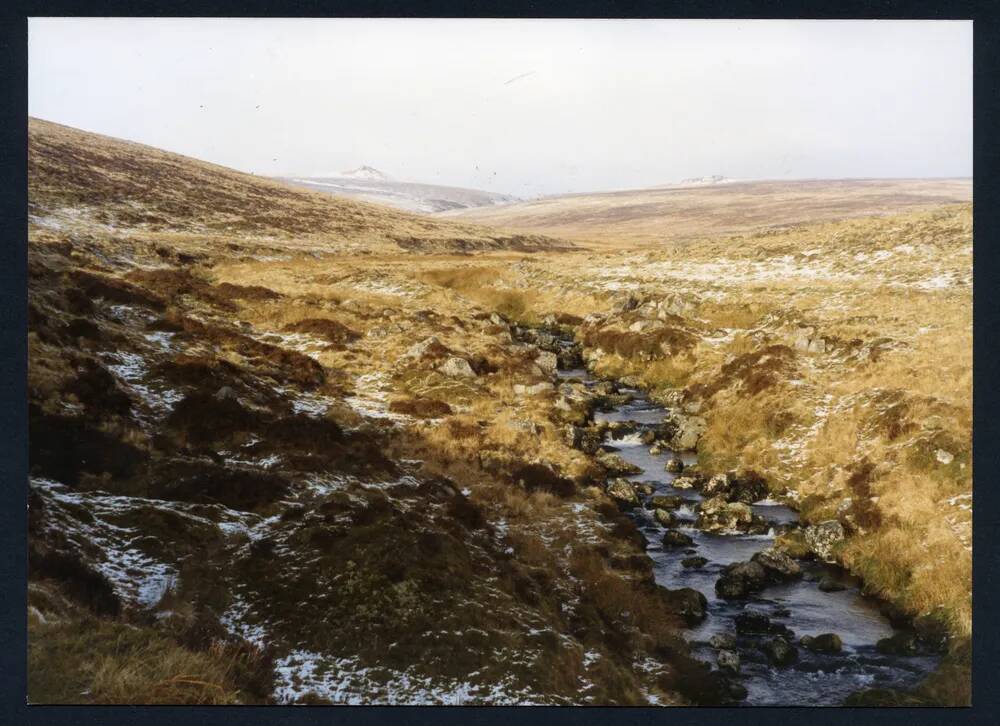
{"left": 560, "top": 368, "right": 939, "bottom": 706}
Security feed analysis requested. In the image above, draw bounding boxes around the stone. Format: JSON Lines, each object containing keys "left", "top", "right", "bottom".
{"left": 654, "top": 508, "right": 676, "bottom": 527}
{"left": 596, "top": 451, "right": 642, "bottom": 476}
{"left": 876, "top": 631, "right": 920, "bottom": 656}
{"left": 710, "top": 632, "right": 737, "bottom": 650}
{"left": 715, "top": 560, "right": 768, "bottom": 599}
{"left": 681, "top": 556, "right": 708, "bottom": 568}
{"left": 649, "top": 441, "right": 666, "bottom": 455}
{"left": 667, "top": 414, "right": 707, "bottom": 451}
{"left": 214, "top": 386, "right": 238, "bottom": 401}
{"left": 702, "top": 473, "right": 731, "bottom": 498}
{"left": 671, "top": 475, "right": 699, "bottom": 490}
{"left": 818, "top": 575, "right": 847, "bottom": 592}
{"left": 660, "top": 587, "right": 708, "bottom": 625}
{"left": 696, "top": 496, "right": 763, "bottom": 534}
{"left": 647, "top": 494, "right": 687, "bottom": 511}
{"left": 734, "top": 611, "right": 775, "bottom": 635}
{"left": 727, "top": 470, "right": 769, "bottom": 504}
{"left": 717, "top": 649, "right": 740, "bottom": 673}
{"left": 437, "top": 356, "right": 476, "bottom": 378}
{"left": 662, "top": 530, "right": 694, "bottom": 548}
{"left": 606, "top": 478, "right": 639, "bottom": 509}
{"left": 534, "top": 351, "right": 559, "bottom": 375}
{"left": 804, "top": 520, "right": 846, "bottom": 562}
{"left": 405, "top": 335, "right": 445, "bottom": 359}
{"left": 751, "top": 548, "right": 803, "bottom": 582}
{"left": 935, "top": 449, "right": 955, "bottom": 465}
{"left": 800, "top": 633, "right": 843, "bottom": 654}
{"left": 761, "top": 638, "right": 798, "bottom": 667}
{"left": 665, "top": 457, "right": 684, "bottom": 473}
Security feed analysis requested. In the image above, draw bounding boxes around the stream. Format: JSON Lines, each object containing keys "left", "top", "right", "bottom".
{"left": 558, "top": 367, "right": 939, "bottom": 706}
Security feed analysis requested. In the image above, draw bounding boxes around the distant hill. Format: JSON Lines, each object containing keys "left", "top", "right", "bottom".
{"left": 440, "top": 178, "right": 973, "bottom": 246}
{"left": 280, "top": 173, "right": 520, "bottom": 214}
{"left": 27, "top": 118, "right": 571, "bottom": 254}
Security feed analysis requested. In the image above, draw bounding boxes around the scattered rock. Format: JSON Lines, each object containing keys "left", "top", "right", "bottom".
{"left": 663, "top": 530, "right": 694, "bottom": 548}
{"left": 702, "top": 473, "right": 731, "bottom": 498}
{"left": 697, "top": 496, "right": 766, "bottom": 534}
{"left": 709, "top": 632, "right": 737, "bottom": 650}
{"left": 405, "top": 335, "right": 447, "bottom": 359}
{"left": 800, "top": 633, "right": 843, "bottom": 653}
{"left": 671, "top": 475, "right": 699, "bottom": 490}
{"left": 665, "top": 457, "right": 684, "bottom": 473}
{"left": 751, "top": 548, "right": 802, "bottom": 582}
{"left": 804, "top": 520, "right": 846, "bottom": 562}
{"left": 681, "top": 556, "right": 708, "bottom": 569}
{"left": 660, "top": 587, "right": 708, "bottom": 625}
{"left": 213, "top": 385, "right": 238, "bottom": 401}
{"left": 437, "top": 356, "right": 477, "bottom": 378}
{"left": 605, "top": 478, "right": 639, "bottom": 509}
{"left": 647, "top": 494, "right": 686, "bottom": 510}
{"left": 818, "top": 575, "right": 847, "bottom": 592}
{"left": 935, "top": 449, "right": 955, "bottom": 465}
{"left": 715, "top": 560, "right": 768, "bottom": 599}
{"left": 534, "top": 351, "right": 558, "bottom": 375}
{"left": 717, "top": 649, "right": 740, "bottom": 673}
{"left": 876, "top": 631, "right": 920, "bottom": 656}
{"left": 654, "top": 508, "right": 676, "bottom": 527}
{"left": 596, "top": 451, "right": 642, "bottom": 476}
{"left": 761, "top": 638, "right": 798, "bottom": 667}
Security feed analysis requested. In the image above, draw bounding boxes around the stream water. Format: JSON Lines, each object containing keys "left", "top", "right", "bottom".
{"left": 559, "top": 368, "right": 939, "bottom": 706}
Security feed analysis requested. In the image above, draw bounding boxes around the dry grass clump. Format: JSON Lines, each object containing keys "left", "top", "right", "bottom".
{"left": 28, "top": 617, "right": 271, "bottom": 704}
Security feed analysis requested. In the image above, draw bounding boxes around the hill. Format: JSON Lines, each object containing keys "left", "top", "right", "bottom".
{"left": 28, "top": 118, "right": 570, "bottom": 255}
{"left": 440, "top": 178, "right": 972, "bottom": 246}
{"left": 280, "top": 173, "right": 519, "bottom": 214}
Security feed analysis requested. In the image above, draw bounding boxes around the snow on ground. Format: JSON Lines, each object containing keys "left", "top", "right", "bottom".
{"left": 273, "top": 650, "right": 545, "bottom": 705}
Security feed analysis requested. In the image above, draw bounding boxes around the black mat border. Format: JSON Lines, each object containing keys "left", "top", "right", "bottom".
{"left": 1, "top": 2, "right": 997, "bottom": 725}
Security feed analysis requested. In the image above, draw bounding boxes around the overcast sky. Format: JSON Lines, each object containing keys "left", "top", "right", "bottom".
{"left": 29, "top": 18, "right": 972, "bottom": 197}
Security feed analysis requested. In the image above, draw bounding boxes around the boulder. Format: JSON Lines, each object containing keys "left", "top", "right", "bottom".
{"left": 876, "top": 631, "right": 920, "bottom": 656}
{"left": 734, "top": 611, "right": 776, "bottom": 635}
{"left": 702, "top": 473, "right": 731, "bottom": 498}
{"left": 406, "top": 335, "right": 447, "bottom": 359}
{"left": 596, "top": 451, "right": 642, "bottom": 476}
{"left": 606, "top": 478, "right": 639, "bottom": 509}
{"left": 649, "top": 441, "right": 667, "bottom": 455}
{"left": 715, "top": 560, "right": 768, "bottom": 599}
{"left": 534, "top": 351, "right": 559, "bottom": 375}
{"left": 671, "top": 475, "right": 700, "bottom": 490}
{"left": 800, "top": 633, "right": 842, "bottom": 654}
{"left": 761, "top": 638, "right": 798, "bottom": 667}
{"left": 214, "top": 385, "right": 238, "bottom": 401}
{"left": 751, "top": 548, "right": 802, "bottom": 582}
{"left": 696, "top": 496, "right": 765, "bottom": 534}
{"left": 438, "top": 356, "right": 477, "bottom": 378}
{"left": 654, "top": 508, "right": 676, "bottom": 527}
{"left": 710, "top": 632, "right": 737, "bottom": 650}
{"left": 639, "top": 429, "right": 657, "bottom": 445}
{"left": 664, "top": 414, "right": 707, "bottom": 451}
{"left": 817, "top": 574, "right": 847, "bottom": 592}
{"left": 681, "top": 556, "right": 708, "bottom": 569}
{"left": 663, "top": 530, "right": 694, "bottom": 548}
{"left": 647, "top": 494, "right": 686, "bottom": 511}
{"left": 660, "top": 587, "right": 708, "bottom": 625}
{"left": 804, "top": 520, "right": 846, "bottom": 562}
{"left": 717, "top": 649, "right": 740, "bottom": 674}
{"left": 665, "top": 457, "right": 685, "bottom": 473}
{"left": 727, "top": 470, "right": 769, "bottom": 504}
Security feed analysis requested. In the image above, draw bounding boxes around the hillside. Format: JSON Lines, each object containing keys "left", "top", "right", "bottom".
{"left": 28, "top": 118, "right": 570, "bottom": 255}
{"left": 440, "top": 178, "right": 972, "bottom": 246}
{"left": 27, "top": 120, "right": 726, "bottom": 706}
{"left": 280, "top": 173, "right": 519, "bottom": 214}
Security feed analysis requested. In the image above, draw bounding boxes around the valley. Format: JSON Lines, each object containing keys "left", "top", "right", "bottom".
{"left": 26, "top": 118, "right": 972, "bottom": 706}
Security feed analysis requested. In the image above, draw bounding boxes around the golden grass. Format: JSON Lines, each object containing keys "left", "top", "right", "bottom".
{"left": 28, "top": 617, "right": 269, "bottom": 705}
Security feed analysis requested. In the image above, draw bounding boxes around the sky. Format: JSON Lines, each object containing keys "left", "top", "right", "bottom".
{"left": 29, "top": 18, "right": 972, "bottom": 197}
